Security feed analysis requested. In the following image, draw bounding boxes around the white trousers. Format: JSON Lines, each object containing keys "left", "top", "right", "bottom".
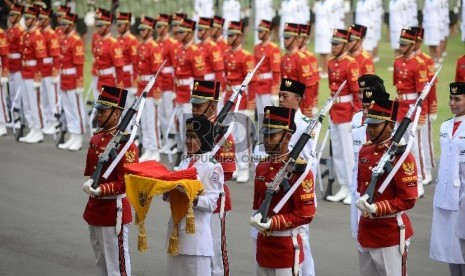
{"left": 232, "top": 110, "right": 251, "bottom": 171}
{"left": 460, "top": 238, "right": 465, "bottom": 261}
{"left": 121, "top": 89, "right": 136, "bottom": 132}
{"left": 160, "top": 90, "right": 176, "bottom": 137}
{"left": 21, "top": 78, "right": 43, "bottom": 129}
{"left": 257, "top": 265, "right": 302, "bottom": 276}
{"left": 0, "top": 82, "right": 8, "bottom": 124}
{"left": 141, "top": 97, "right": 161, "bottom": 151}
{"left": 8, "top": 71, "right": 23, "bottom": 114}
{"left": 418, "top": 120, "right": 434, "bottom": 178}
{"left": 89, "top": 225, "right": 131, "bottom": 276}
{"left": 167, "top": 254, "right": 211, "bottom": 276}
{"left": 41, "top": 76, "right": 59, "bottom": 128}
{"left": 61, "top": 90, "right": 86, "bottom": 135}
{"left": 210, "top": 212, "right": 226, "bottom": 276}
{"left": 175, "top": 103, "right": 192, "bottom": 150}
{"left": 358, "top": 241, "right": 409, "bottom": 276}
{"left": 256, "top": 94, "right": 272, "bottom": 115}
{"left": 301, "top": 224, "right": 315, "bottom": 276}
{"left": 329, "top": 120, "right": 354, "bottom": 186}
{"left": 91, "top": 75, "right": 99, "bottom": 101}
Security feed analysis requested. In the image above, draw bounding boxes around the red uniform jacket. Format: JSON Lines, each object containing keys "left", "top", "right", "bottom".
{"left": 174, "top": 42, "right": 206, "bottom": 103}
{"left": 59, "top": 31, "right": 84, "bottom": 91}
{"left": 118, "top": 31, "right": 138, "bottom": 88}
{"left": 83, "top": 129, "right": 138, "bottom": 226}
{"left": 357, "top": 141, "right": 418, "bottom": 248}
{"left": 216, "top": 37, "right": 230, "bottom": 54}
{"left": 94, "top": 34, "right": 124, "bottom": 89}
{"left": 198, "top": 39, "right": 224, "bottom": 82}
{"left": 393, "top": 55, "right": 428, "bottom": 123}
{"left": 253, "top": 159, "right": 315, "bottom": 268}
{"left": 21, "top": 27, "right": 46, "bottom": 79}
{"left": 302, "top": 49, "right": 320, "bottom": 113}
{"left": 417, "top": 51, "right": 437, "bottom": 115}
{"left": 250, "top": 40, "right": 281, "bottom": 95}
{"left": 456, "top": 55, "right": 465, "bottom": 82}
{"left": 327, "top": 54, "right": 361, "bottom": 123}
{"left": 224, "top": 46, "right": 255, "bottom": 110}
{"left": 0, "top": 29, "right": 9, "bottom": 73}
{"left": 135, "top": 38, "right": 164, "bottom": 97}
{"left": 7, "top": 24, "right": 24, "bottom": 73}
{"left": 91, "top": 32, "right": 100, "bottom": 77}
{"left": 352, "top": 49, "right": 374, "bottom": 75}
{"left": 41, "top": 26, "right": 60, "bottom": 77}
{"left": 157, "top": 35, "right": 179, "bottom": 92}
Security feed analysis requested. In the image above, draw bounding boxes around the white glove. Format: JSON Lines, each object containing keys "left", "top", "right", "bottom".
{"left": 89, "top": 186, "right": 101, "bottom": 196}
{"left": 127, "top": 87, "right": 137, "bottom": 95}
{"left": 271, "top": 94, "right": 279, "bottom": 106}
{"left": 82, "top": 179, "right": 94, "bottom": 194}
{"left": 429, "top": 113, "right": 437, "bottom": 122}
{"left": 153, "top": 98, "right": 161, "bottom": 105}
{"left": 51, "top": 76, "right": 59, "bottom": 84}
{"left": 76, "top": 88, "right": 84, "bottom": 95}
{"left": 0, "top": 77, "right": 8, "bottom": 85}
{"left": 356, "top": 194, "right": 377, "bottom": 214}
{"left": 250, "top": 213, "right": 272, "bottom": 231}
{"left": 33, "top": 82, "right": 41, "bottom": 89}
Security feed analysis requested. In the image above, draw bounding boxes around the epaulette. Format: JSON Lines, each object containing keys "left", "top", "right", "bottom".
{"left": 297, "top": 51, "right": 306, "bottom": 58}
{"left": 422, "top": 52, "right": 432, "bottom": 59}
{"left": 169, "top": 37, "right": 177, "bottom": 43}
{"left": 270, "top": 41, "right": 279, "bottom": 48}
{"left": 209, "top": 157, "right": 219, "bottom": 164}
{"left": 108, "top": 36, "right": 117, "bottom": 42}
{"left": 150, "top": 40, "right": 158, "bottom": 47}
{"left": 190, "top": 44, "right": 199, "bottom": 50}
{"left": 35, "top": 29, "right": 41, "bottom": 35}
{"left": 415, "top": 55, "right": 425, "bottom": 64}
{"left": 293, "top": 157, "right": 308, "bottom": 173}
{"left": 241, "top": 48, "right": 251, "bottom": 55}
{"left": 208, "top": 40, "right": 216, "bottom": 46}
{"left": 72, "top": 34, "right": 80, "bottom": 40}
{"left": 361, "top": 50, "right": 370, "bottom": 58}
{"left": 344, "top": 55, "right": 355, "bottom": 62}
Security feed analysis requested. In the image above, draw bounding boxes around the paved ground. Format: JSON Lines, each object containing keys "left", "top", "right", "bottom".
{"left": 0, "top": 131, "right": 449, "bottom": 275}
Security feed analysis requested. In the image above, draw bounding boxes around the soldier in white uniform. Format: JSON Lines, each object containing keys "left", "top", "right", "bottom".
{"left": 254, "top": 0, "right": 275, "bottom": 44}
{"left": 423, "top": 0, "right": 442, "bottom": 63}
{"left": 458, "top": 148, "right": 465, "bottom": 261}
{"left": 355, "top": 0, "right": 376, "bottom": 53}
{"left": 430, "top": 82, "right": 465, "bottom": 275}
{"left": 279, "top": 0, "right": 302, "bottom": 49}
{"left": 389, "top": 0, "right": 409, "bottom": 52}
{"left": 165, "top": 116, "right": 224, "bottom": 276}
{"left": 313, "top": 0, "right": 335, "bottom": 78}
{"left": 222, "top": 0, "right": 241, "bottom": 37}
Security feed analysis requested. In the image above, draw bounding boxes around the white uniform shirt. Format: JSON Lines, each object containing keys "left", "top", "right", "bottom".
{"left": 389, "top": 0, "right": 409, "bottom": 49}
{"left": 456, "top": 159, "right": 465, "bottom": 239}
{"left": 254, "top": 0, "right": 275, "bottom": 44}
{"left": 350, "top": 123, "right": 366, "bottom": 238}
{"left": 289, "top": 109, "right": 321, "bottom": 164}
{"left": 314, "top": 0, "right": 337, "bottom": 53}
{"left": 194, "top": 0, "right": 214, "bottom": 20}
{"left": 166, "top": 155, "right": 224, "bottom": 256}
{"left": 222, "top": 0, "right": 241, "bottom": 35}
{"left": 461, "top": 0, "right": 465, "bottom": 41}
{"left": 355, "top": 0, "right": 376, "bottom": 51}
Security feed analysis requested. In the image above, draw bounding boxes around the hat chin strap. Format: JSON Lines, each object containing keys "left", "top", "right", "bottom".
{"left": 370, "top": 121, "right": 389, "bottom": 144}
{"left": 100, "top": 107, "right": 116, "bottom": 130}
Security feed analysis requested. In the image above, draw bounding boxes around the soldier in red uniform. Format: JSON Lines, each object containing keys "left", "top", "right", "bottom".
{"left": 348, "top": 24, "right": 375, "bottom": 76}
{"left": 93, "top": 9, "right": 124, "bottom": 90}
{"left": 250, "top": 19, "right": 280, "bottom": 113}
{"left": 281, "top": 23, "right": 315, "bottom": 117}
{"left": 56, "top": 12, "right": 85, "bottom": 152}
{"left": 197, "top": 17, "right": 225, "bottom": 83}
{"left": 325, "top": 29, "right": 361, "bottom": 204}
{"left": 456, "top": 54, "right": 465, "bottom": 82}
{"left": 170, "top": 13, "right": 187, "bottom": 35}
{"left": 250, "top": 106, "right": 316, "bottom": 275}
{"left": 37, "top": 7, "right": 60, "bottom": 136}
{"left": 393, "top": 28, "right": 429, "bottom": 197}
{"left": 155, "top": 14, "right": 179, "bottom": 154}
{"left": 223, "top": 20, "right": 255, "bottom": 183}
{"left": 116, "top": 12, "right": 138, "bottom": 130}
{"left": 135, "top": 17, "right": 164, "bottom": 162}
{"left": 189, "top": 80, "right": 236, "bottom": 276}
{"left": 18, "top": 6, "right": 47, "bottom": 144}
{"left": 298, "top": 23, "right": 320, "bottom": 115}
{"left": 212, "top": 16, "right": 230, "bottom": 54}
{"left": 82, "top": 85, "right": 137, "bottom": 276}
{"left": 410, "top": 26, "right": 438, "bottom": 186}
{"left": 6, "top": 4, "right": 24, "bottom": 131}
{"left": 356, "top": 98, "right": 418, "bottom": 276}
{"left": 173, "top": 18, "right": 206, "bottom": 166}
{"left": 0, "top": 27, "right": 9, "bottom": 136}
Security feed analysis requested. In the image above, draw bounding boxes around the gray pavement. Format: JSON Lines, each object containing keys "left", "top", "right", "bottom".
{"left": 0, "top": 132, "right": 449, "bottom": 275}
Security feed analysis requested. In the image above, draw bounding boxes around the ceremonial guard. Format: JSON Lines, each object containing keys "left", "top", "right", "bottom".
{"left": 456, "top": 53, "right": 465, "bottom": 82}
{"left": 38, "top": 7, "right": 60, "bottom": 136}
{"left": 393, "top": 28, "right": 429, "bottom": 196}
{"left": 18, "top": 6, "right": 47, "bottom": 144}
{"left": 189, "top": 80, "right": 235, "bottom": 276}
{"left": 348, "top": 24, "right": 375, "bottom": 75}
{"left": 165, "top": 115, "right": 224, "bottom": 276}
{"left": 389, "top": 0, "right": 409, "bottom": 54}
{"left": 0, "top": 27, "right": 9, "bottom": 136}
{"left": 355, "top": 0, "right": 377, "bottom": 54}
{"left": 196, "top": 17, "right": 224, "bottom": 83}
{"left": 6, "top": 4, "right": 24, "bottom": 131}
{"left": 135, "top": 17, "right": 164, "bottom": 162}
{"left": 223, "top": 20, "right": 255, "bottom": 183}
{"left": 410, "top": 26, "right": 437, "bottom": 186}
{"left": 173, "top": 18, "right": 206, "bottom": 165}
{"left": 253, "top": 0, "right": 274, "bottom": 45}
{"left": 250, "top": 106, "right": 316, "bottom": 275}
{"left": 325, "top": 29, "right": 361, "bottom": 204}
{"left": 57, "top": 12, "right": 85, "bottom": 152}
{"left": 212, "top": 16, "right": 230, "bottom": 54}
{"left": 155, "top": 14, "right": 179, "bottom": 154}
{"left": 430, "top": 82, "right": 465, "bottom": 275}
{"left": 279, "top": 0, "right": 300, "bottom": 49}
{"left": 250, "top": 19, "right": 280, "bottom": 113}
{"left": 116, "top": 12, "right": 138, "bottom": 129}
{"left": 82, "top": 85, "right": 136, "bottom": 276}
{"left": 298, "top": 24, "right": 320, "bottom": 114}
{"left": 356, "top": 98, "right": 418, "bottom": 276}
{"left": 281, "top": 23, "right": 315, "bottom": 117}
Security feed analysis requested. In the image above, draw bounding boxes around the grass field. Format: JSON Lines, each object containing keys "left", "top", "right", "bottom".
{"left": 83, "top": 24, "right": 464, "bottom": 156}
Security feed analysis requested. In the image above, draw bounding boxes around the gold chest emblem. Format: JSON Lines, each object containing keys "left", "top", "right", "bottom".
{"left": 402, "top": 162, "right": 415, "bottom": 176}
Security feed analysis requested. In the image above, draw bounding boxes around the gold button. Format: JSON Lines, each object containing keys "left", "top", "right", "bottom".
{"left": 368, "top": 166, "right": 372, "bottom": 170}
{"left": 270, "top": 167, "right": 274, "bottom": 171}
{"left": 374, "top": 152, "right": 378, "bottom": 155}
{"left": 365, "top": 182, "right": 369, "bottom": 186}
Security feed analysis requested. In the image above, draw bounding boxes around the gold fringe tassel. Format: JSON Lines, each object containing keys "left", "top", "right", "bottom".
{"left": 167, "top": 223, "right": 179, "bottom": 256}
{"left": 137, "top": 220, "right": 148, "bottom": 252}
{"left": 186, "top": 203, "right": 195, "bottom": 234}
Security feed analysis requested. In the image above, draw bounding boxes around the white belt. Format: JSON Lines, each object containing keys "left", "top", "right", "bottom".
{"left": 259, "top": 72, "right": 272, "bottom": 80}
{"left": 334, "top": 94, "right": 353, "bottom": 103}
{"left": 23, "top": 59, "right": 37, "bottom": 67}
{"left": 269, "top": 227, "right": 304, "bottom": 275}
{"left": 177, "top": 77, "right": 194, "bottom": 86}
{"left": 9, "top": 53, "right": 21, "bottom": 59}
{"left": 123, "top": 64, "right": 133, "bottom": 73}
{"left": 61, "top": 68, "right": 77, "bottom": 75}
{"left": 396, "top": 212, "right": 406, "bottom": 255}
{"left": 398, "top": 92, "right": 418, "bottom": 101}
{"left": 162, "top": 66, "right": 174, "bottom": 74}
{"left": 43, "top": 57, "right": 53, "bottom": 64}
{"left": 204, "top": 72, "right": 215, "bottom": 80}
{"left": 98, "top": 67, "right": 116, "bottom": 76}
{"left": 140, "top": 74, "right": 152, "bottom": 81}
{"left": 100, "top": 193, "right": 126, "bottom": 235}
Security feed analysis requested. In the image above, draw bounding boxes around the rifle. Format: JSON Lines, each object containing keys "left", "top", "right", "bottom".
{"left": 256, "top": 80, "right": 347, "bottom": 222}
{"left": 91, "top": 60, "right": 166, "bottom": 189}
{"left": 364, "top": 65, "right": 442, "bottom": 204}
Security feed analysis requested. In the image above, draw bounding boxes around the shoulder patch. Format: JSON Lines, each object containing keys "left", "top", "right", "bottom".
{"left": 191, "top": 44, "right": 198, "bottom": 50}
{"left": 297, "top": 51, "right": 306, "bottom": 58}
{"left": 241, "top": 49, "right": 251, "bottom": 55}
{"left": 415, "top": 56, "right": 425, "bottom": 63}
{"left": 345, "top": 55, "right": 355, "bottom": 62}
